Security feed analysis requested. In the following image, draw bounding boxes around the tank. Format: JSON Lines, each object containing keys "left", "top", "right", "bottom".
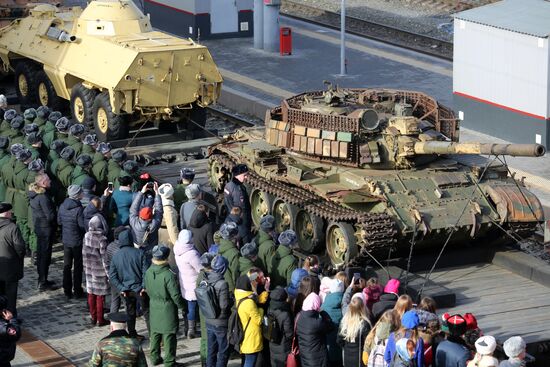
{"left": 0, "top": 0, "right": 222, "bottom": 140}
{"left": 207, "top": 86, "right": 546, "bottom": 268}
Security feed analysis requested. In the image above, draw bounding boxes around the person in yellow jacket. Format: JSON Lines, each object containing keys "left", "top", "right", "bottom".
{"left": 235, "top": 273, "right": 267, "bottom": 367}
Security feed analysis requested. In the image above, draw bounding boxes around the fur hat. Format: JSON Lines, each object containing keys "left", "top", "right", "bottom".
{"left": 10, "top": 116, "right": 24, "bottom": 130}
{"left": 232, "top": 164, "right": 249, "bottom": 176}
{"left": 69, "top": 123, "right": 85, "bottom": 137}
{"left": 67, "top": 185, "right": 82, "bottom": 199}
{"left": 503, "top": 336, "right": 526, "bottom": 358}
{"left": 76, "top": 154, "right": 92, "bottom": 168}
{"left": 152, "top": 245, "right": 170, "bottom": 261}
{"left": 240, "top": 241, "right": 258, "bottom": 258}
{"left": 260, "top": 215, "right": 275, "bottom": 231}
{"left": 112, "top": 150, "right": 127, "bottom": 163}
{"left": 60, "top": 146, "right": 76, "bottom": 160}
{"left": 211, "top": 255, "right": 228, "bottom": 274}
{"left": 37, "top": 105, "right": 50, "bottom": 118}
{"left": 122, "top": 160, "right": 139, "bottom": 174}
{"left": 475, "top": 335, "right": 497, "bottom": 355}
{"left": 9, "top": 143, "right": 23, "bottom": 156}
{"left": 50, "top": 140, "right": 67, "bottom": 153}
{"left": 3, "top": 109, "right": 16, "bottom": 121}
{"left": 27, "top": 159, "right": 44, "bottom": 172}
{"left": 278, "top": 229, "right": 297, "bottom": 246}
{"left": 200, "top": 252, "right": 216, "bottom": 268}
{"left": 23, "top": 108, "right": 37, "bottom": 120}
{"left": 83, "top": 134, "right": 98, "bottom": 146}
{"left": 23, "top": 123, "right": 39, "bottom": 136}
{"left": 185, "top": 184, "right": 201, "bottom": 199}
{"left": 16, "top": 149, "right": 32, "bottom": 162}
{"left": 96, "top": 142, "right": 112, "bottom": 154}
{"left": 55, "top": 117, "right": 71, "bottom": 132}
{"left": 48, "top": 111, "right": 63, "bottom": 123}
{"left": 180, "top": 168, "right": 195, "bottom": 181}
{"left": 26, "top": 132, "right": 41, "bottom": 145}
{"left": 219, "top": 222, "right": 238, "bottom": 240}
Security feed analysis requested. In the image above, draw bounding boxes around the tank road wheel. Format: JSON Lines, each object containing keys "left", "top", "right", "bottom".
{"left": 294, "top": 210, "right": 325, "bottom": 253}
{"left": 14, "top": 62, "right": 39, "bottom": 108}
{"left": 250, "top": 188, "right": 274, "bottom": 228}
{"left": 92, "top": 92, "right": 129, "bottom": 141}
{"left": 208, "top": 156, "right": 229, "bottom": 194}
{"left": 36, "top": 71, "right": 67, "bottom": 111}
{"left": 272, "top": 199, "right": 298, "bottom": 234}
{"left": 70, "top": 83, "right": 97, "bottom": 127}
{"left": 326, "top": 222, "right": 358, "bottom": 268}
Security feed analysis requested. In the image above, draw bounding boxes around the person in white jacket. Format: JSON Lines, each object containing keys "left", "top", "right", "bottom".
{"left": 174, "top": 229, "right": 203, "bottom": 338}
{"left": 157, "top": 183, "right": 179, "bottom": 268}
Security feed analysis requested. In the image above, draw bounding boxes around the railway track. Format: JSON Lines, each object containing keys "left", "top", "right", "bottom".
{"left": 281, "top": 0, "right": 453, "bottom": 61}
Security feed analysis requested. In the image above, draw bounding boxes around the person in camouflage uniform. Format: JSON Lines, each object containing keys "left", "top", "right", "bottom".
{"left": 68, "top": 123, "right": 85, "bottom": 156}
{"left": 71, "top": 154, "right": 94, "bottom": 186}
{"left": 89, "top": 312, "right": 147, "bottom": 367}
{"left": 13, "top": 148, "right": 34, "bottom": 254}
{"left": 33, "top": 106, "right": 50, "bottom": 133}
{"left": 57, "top": 146, "right": 76, "bottom": 190}
{"left": 0, "top": 109, "right": 16, "bottom": 135}
{"left": 42, "top": 111, "right": 62, "bottom": 149}
{"left": 1, "top": 144, "right": 24, "bottom": 206}
{"left": 0, "top": 137, "right": 10, "bottom": 202}
{"left": 92, "top": 142, "right": 111, "bottom": 191}
{"left": 109, "top": 150, "right": 127, "bottom": 188}
{"left": 81, "top": 134, "right": 98, "bottom": 155}
{"left": 6, "top": 116, "right": 25, "bottom": 145}
{"left": 23, "top": 108, "right": 37, "bottom": 125}
{"left": 173, "top": 168, "right": 195, "bottom": 213}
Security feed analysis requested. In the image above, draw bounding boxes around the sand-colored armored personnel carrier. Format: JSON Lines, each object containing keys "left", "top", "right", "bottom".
{"left": 208, "top": 87, "right": 546, "bottom": 268}
{"left": 0, "top": 0, "right": 62, "bottom": 27}
{"left": 0, "top": 0, "right": 222, "bottom": 140}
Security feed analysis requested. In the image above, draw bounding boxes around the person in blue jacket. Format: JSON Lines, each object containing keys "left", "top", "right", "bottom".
{"left": 385, "top": 310, "right": 424, "bottom": 367}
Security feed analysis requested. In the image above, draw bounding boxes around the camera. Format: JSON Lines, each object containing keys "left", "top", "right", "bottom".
{"left": 146, "top": 182, "right": 154, "bottom": 189}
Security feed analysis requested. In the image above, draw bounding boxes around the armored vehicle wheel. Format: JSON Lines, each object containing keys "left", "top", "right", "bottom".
{"left": 208, "top": 155, "right": 229, "bottom": 194}
{"left": 295, "top": 210, "right": 325, "bottom": 253}
{"left": 70, "top": 83, "right": 96, "bottom": 127}
{"left": 250, "top": 188, "right": 274, "bottom": 228}
{"left": 36, "top": 70, "right": 66, "bottom": 111}
{"left": 92, "top": 92, "right": 129, "bottom": 141}
{"left": 326, "top": 222, "right": 358, "bottom": 268}
{"left": 14, "top": 62, "right": 39, "bottom": 108}
{"left": 272, "top": 199, "right": 298, "bottom": 234}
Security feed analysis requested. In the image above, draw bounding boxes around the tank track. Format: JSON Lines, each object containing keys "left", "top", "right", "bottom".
{"left": 211, "top": 153, "right": 398, "bottom": 268}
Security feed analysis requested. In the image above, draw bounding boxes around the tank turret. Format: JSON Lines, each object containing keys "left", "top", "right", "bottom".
{"left": 208, "top": 87, "right": 546, "bottom": 268}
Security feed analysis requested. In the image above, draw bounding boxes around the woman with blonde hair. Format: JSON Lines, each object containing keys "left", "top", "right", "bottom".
{"left": 338, "top": 296, "right": 373, "bottom": 367}
{"left": 392, "top": 295, "right": 413, "bottom": 331}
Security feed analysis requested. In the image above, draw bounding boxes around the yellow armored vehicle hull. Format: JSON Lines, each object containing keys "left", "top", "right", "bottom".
{"left": 0, "top": 0, "right": 223, "bottom": 140}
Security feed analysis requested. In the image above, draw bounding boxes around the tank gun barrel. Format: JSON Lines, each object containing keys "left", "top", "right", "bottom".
{"left": 413, "top": 142, "right": 546, "bottom": 157}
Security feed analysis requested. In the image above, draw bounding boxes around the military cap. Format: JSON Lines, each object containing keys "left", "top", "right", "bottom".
{"left": 26, "top": 132, "right": 42, "bottom": 145}
{"left": 3, "top": 109, "right": 16, "bottom": 121}
{"left": 60, "top": 146, "right": 76, "bottom": 160}
{"left": 200, "top": 252, "right": 216, "bottom": 268}
{"left": 9, "top": 143, "right": 23, "bottom": 156}
{"left": 82, "top": 134, "right": 98, "bottom": 146}
{"left": 219, "top": 222, "right": 239, "bottom": 240}
{"left": 112, "top": 149, "right": 127, "bottom": 163}
{"left": 48, "top": 111, "right": 63, "bottom": 123}
{"left": 28, "top": 158, "right": 44, "bottom": 172}
{"left": 36, "top": 105, "right": 50, "bottom": 118}
{"left": 69, "top": 123, "right": 85, "bottom": 136}
{"left": 23, "top": 108, "right": 37, "bottom": 120}
{"left": 55, "top": 117, "right": 71, "bottom": 132}
{"left": 232, "top": 163, "right": 249, "bottom": 176}
{"left": 108, "top": 312, "right": 128, "bottom": 323}
{"left": 122, "top": 160, "right": 139, "bottom": 174}
{"left": 10, "top": 116, "right": 24, "bottom": 130}
{"left": 152, "top": 245, "right": 170, "bottom": 260}
{"left": 260, "top": 215, "right": 275, "bottom": 231}
{"left": 278, "top": 229, "right": 297, "bottom": 246}
{"left": 50, "top": 140, "right": 67, "bottom": 154}
{"left": 75, "top": 154, "right": 92, "bottom": 168}
{"left": 0, "top": 136, "right": 8, "bottom": 150}
{"left": 96, "top": 142, "right": 112, "bottom": 154}
{"left": 23, "top": 123, "right": 39, "bottom": 136}
{"left": 240, "top": 241, "right": 258, "bottom": 258}
{"left": 0, "top": 203, "right": 12, "bottom": 214}
{"left": 180, "top": 167, "right": 196, "bottom": 181}
{"left": 185, "top": 183, "right": 200, "bottom": 200}
{"left": 16, "top": 148, "right": 32, "bottom": 162}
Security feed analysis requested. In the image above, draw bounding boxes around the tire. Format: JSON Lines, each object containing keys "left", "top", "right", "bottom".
{"left": 36, "top": 70, "right": 67, "bottom": 111}
{"left": 250, "top": 188, "right": 275, "bottom": 228}
{"left": 326, "top": 221, "right": 358, "bottom": 268}
{"left": 271, "top": 198, "right": 299, "bottom": 234}
{"left": 14, "top": 62, "right": 39, "bottom": 108}
{"left": 70, "top": 82, "right": 97, "bottom": 127}
{"left": 92, "top": 92, "right": 128, "bottom": 141}
{"left": 294, "top": 210, "right": 325, "bottom": 253}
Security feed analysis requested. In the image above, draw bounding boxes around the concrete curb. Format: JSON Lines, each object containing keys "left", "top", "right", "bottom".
{"left": 490, "top": 249, "right": 550, "bottom": 288}
{"left": 218, "top": 85, "right": 276, "bottom": 121}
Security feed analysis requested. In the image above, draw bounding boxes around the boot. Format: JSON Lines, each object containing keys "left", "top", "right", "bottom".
{"left": 187, "top": 320, "right": 196, "bottom": 339}
{"left": 181, "top": 316, "right": 188, "bottom": 339}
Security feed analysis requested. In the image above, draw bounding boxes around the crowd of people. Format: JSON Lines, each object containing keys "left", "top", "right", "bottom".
{"left": 0, "top": 103, "right": 531, "bottom": 367}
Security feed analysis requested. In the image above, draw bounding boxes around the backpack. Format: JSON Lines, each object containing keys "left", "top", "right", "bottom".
{"left": 227, "top": 295, "right": 253, "bottom": 353}
{"left": 262, "top": 312, "right": 282, "bottom": 344}
{"left": 368, "top": 339, "right": 388, "bottom": 367}
{"left": 195, "top": 279, "right": 221, "bottom": 319}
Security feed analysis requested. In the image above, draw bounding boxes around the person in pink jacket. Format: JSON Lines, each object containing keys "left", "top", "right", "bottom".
{"left": 174, "top": 229, "right": 203, "bottom": 339}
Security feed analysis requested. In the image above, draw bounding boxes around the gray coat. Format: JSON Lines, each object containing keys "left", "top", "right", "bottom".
{"left": 129, "top": 192, "right": 163, "bottom": 249}
{"left": 179, "top": 199, "right": 198, "bottom": 229}
{"left": 0, "top": 218, "right": 26, "bottom": 281}
{"left": 83, "top": 216, "right": 110, "bottom": 296}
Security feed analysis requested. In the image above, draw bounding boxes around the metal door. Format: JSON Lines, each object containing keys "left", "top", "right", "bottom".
{"left": 211, "top": 0, "right": 238, "bottom": 34}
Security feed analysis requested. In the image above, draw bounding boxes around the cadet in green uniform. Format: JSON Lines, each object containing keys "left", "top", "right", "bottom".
{"left": 13, "top": 148, "right": 34, "bottom": 253}
{"left": 26, "top": 158, "right": 45, "bottom": 259}
{"left": 23, "top": 108, "right": 37, "bottom": 125}
{"left": 54, "top": 117, "right": 72, "bottom": 144}
{"left": 42, "top": 111, "right": 62, "bottom": 149}
{"left": 81, "top": 134, "right": 98, "bottom": 155}
{"left": 57, "top": 146, "right": 76, "bottom": 189}
{"left": 2, "top": 144, "right": 24, "bottom": 205}
{"left": 89, "top": 312, "right": 147, "bottom": 367}
{"left": 68, "top": 123, "right": 85, "bottom": 157}
{"left": 109, "top": 150, "right": 127, "bottom": 188}
{"left": 271, "top": 230, "right": 299, "bottom": 287}
{"left": 26, "top": 133, "right": 46, "bottom": 161}
{"left": 22, "top": 123, "right": 39, "bottom": 143}
{"left": 92, "top": 142, "right": 111, "bottom": 190}
{"left": 218, "top": 222, "right": 240, "bottom": 292}
{"left": 48, "top": 140, "right": 68, "bottom": 205}
{"left": 238, "top": 241, "right": 260, "bottom": 276}
{"left": 71, "top": 154, "right": 94, "bottom": 187}
{"left": 33, "top": 106, "right": 49, "bottom": 133}
{"left": 0, "top": 137, "right": 10, "bottom": 202}
{"left": 119, "top": 160, "right": 140, "bottom": 192}
{"left": 0, "top": 109, "right": 16, "bottom": 135}
{"left": 6, "top": 116, "right": 25, "bottom": 145}
{"left": 173, "top": 167, "right": 195, "bottom": 213}
{"left": 256, "top": 215, "right": 277, "bottom": 274}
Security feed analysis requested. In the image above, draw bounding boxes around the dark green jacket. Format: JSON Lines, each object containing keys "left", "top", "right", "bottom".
{"left": 71, "top": 166, "right": 92, "bottom": 186}
{"left": 218, "top": 238, "right": 240, "bottom": 292}
{"left": 0, "top": 120, "right": 10, "bottom": 134}
{"left": 144, "top": 262, "right": 186, "bottom": 334}
{"left": 82, "top": 144, "right": 95, "bottom": 156}
{"left": 1, "top": 157, "right": 16, "bottom": 204}
{"left": 13, "top": 161, "right": 29, "bottom": 219}
{"left": 92, "top": 152, "right": 108, "bottom": 187}
{"left": 67, "top": 136, "right": 82, "bottom": 157}
{"left": 0, "top": 152, "right": 9, "bottom": 202}
{"left": 42, "top": 122, "right": 56, "bottom": 149}
{"left": 238, "top": 256, "right": 256, "bottom": 277}
{"left": 271, "top": 245, "right": 298, "bottom": 288}
{"left": 173, "top": 183, "right": 189, "bottom": 213}
{"left": 6, "top": 131, "right": 23, "bottom": 145}
{"left": 256, "top": 230, "right": 276, "bottom": 274}
{"left": 57, "top": 159, "right": 75, "bottom": 188}
{"left": 108, "top": 160, "right": 122, "bottom": 187}
{"left": 34, "top": 117, "right": 46, "bottom": 133}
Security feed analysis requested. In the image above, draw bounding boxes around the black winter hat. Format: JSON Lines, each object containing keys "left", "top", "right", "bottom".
{"left": 180, "top": 167, "right": 196, "bottom": 181}
{"left": 26, "top": 132, "right": 42, "bottom": 145}
{"left": 50, "top": 140, "right": 67, "bottom": 154}
{"left": 23, "top": 123, "right": 39, "bottom": 136}
{"left": 0, "top": 136, "right": 8, "bottom": 150}
{"left": 10, "top": 116, "right": 24, "bottom": 130}
{"left": 82, "top": 176, "right": 96, "bottom": 190}
{"left": 83, "top": 134, "right": 98, "bottom": 146}
{"left": 112, "top": 150, "right": 127, "bottom": 163}
{"left": 260, "top": 215, "right": 275, "bottom": 231}
{"left": 16, "top": 148, "right": 32, "bottom": 162}
{"left": 96, "top": 142, "right": 112, "bottom": 154}
{"left": 55, "top": 117, "right": 71, "bottom": 132}
{"left": 3, "top": 109, "right": 16, "bottom": 121}
{"left": 28, "top": 159, "right": 44, "bottom": 172}
{"left": 240, "top": 241, "right": 258, "bottom": 258}
{"left": 23, "top": 108, "right": 37, "bottom": 120}
{"left": 122, "top": 160, "right": 139, "bottom": 174}
{"left": 69, "top": 123, "right": 85, "bottom": 137}
{"left": 48, "top": 111, "right": 63, "bottom": 123}
{"left": 76, "top": 154, "right": 92, "bottom": 167}
{"left": 60, "top": 146, "right": 76, "bottom": 160}
{"left": 232, "top": 164, "right": 249, "bottom": 176}
{"left": 37, "top": 105, "right": 50, "bottom": 118}
{"left": 9, "top": 143, "right": 23, "bottom": 156}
